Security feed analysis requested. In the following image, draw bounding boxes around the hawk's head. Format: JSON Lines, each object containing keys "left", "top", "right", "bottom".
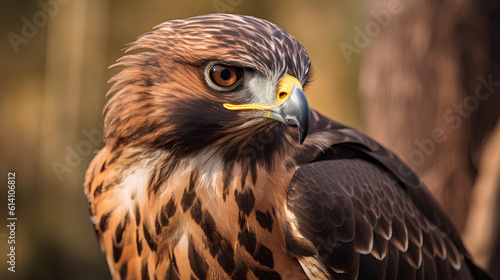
{"left": 104, "top": 14, "right": 312, "bottom": 163}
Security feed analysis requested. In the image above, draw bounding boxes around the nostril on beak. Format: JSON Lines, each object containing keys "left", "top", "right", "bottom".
{"left": 279, "top": 91, "right": 288, "bottom": 101}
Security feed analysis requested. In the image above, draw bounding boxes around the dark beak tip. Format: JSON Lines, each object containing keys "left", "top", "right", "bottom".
{"left": 298, "top": 116, "right": 310, "bottom": 145}
{"left": 299, "top": 134, "right": 306, "bottom": 145}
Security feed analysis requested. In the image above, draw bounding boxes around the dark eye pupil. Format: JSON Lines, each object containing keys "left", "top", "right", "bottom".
{"left": 208, "top": 64, "right": 241, "bottom": 88}
{"left": 220, "top": 69, "right": 232, "bottom": 80}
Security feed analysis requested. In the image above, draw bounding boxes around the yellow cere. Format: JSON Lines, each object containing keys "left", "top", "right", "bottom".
{"left": 223, "top": 74, "right": 302, "bottom": 111}
{"left": 276, "top": 74, "right": 302, "bottom": 103}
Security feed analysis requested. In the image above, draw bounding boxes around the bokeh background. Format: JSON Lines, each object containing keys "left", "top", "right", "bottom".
{"left": 0, "top": 0, "right": 498, "bottom": 279}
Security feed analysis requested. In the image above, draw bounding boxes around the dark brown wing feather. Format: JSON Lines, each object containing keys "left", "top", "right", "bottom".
{"left": 286, "top": 111, "right": 494, "bottom": 280}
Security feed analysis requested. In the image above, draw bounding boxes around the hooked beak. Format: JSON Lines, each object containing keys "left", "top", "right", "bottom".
{"left": 223, "top": 74, "right": 310, "bottom": 144}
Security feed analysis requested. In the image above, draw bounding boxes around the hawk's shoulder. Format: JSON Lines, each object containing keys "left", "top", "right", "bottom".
{"left": 84, "top": 146, "right": 155, "bottom": 279}
{"left": 284, "top": 111, "right": 491, "bottom": 280}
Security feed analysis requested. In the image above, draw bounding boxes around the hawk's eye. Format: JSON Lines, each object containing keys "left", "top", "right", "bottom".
{"left": 209, "top": 64, "right": 241, "bottom": 88}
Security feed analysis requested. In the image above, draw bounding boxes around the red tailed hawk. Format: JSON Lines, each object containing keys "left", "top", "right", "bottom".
{"left": 84, "top": 14, "right": 493, "bottom": 280}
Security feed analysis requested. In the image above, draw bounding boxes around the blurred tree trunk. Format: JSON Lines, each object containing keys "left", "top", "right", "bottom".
{"left": 39, "top": 0, "right": 109, "bottom": 279}
{"left": 463, "top": 121, "right": 500, "bottom": 276}
{"left": 358, "top": 0, "right": 500, "bottom": 276}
